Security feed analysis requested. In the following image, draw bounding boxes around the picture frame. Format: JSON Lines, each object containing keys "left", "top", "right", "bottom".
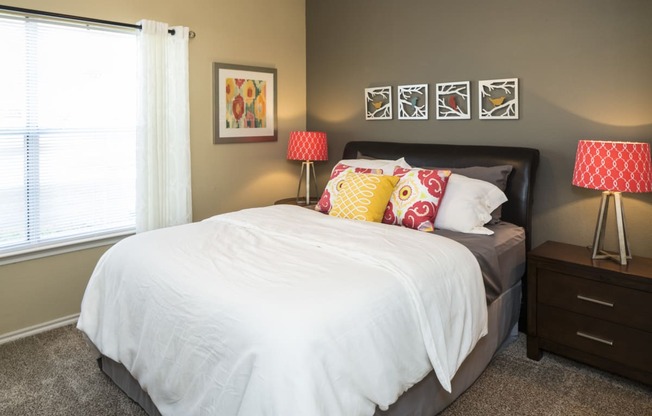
{"left": 478, "top": 78, "right": 519, "bottom": 120}
{"left": 397, "top": 84, "right": 428, "bottom": 120}
{"left": 365, "top": 86, "right": 393, "bottom": 120}
{"left": 213, "top": 62, "right": 277, "bottom": 144}
{"left": 435, "top": 81, "right": 471, "bottom": 120}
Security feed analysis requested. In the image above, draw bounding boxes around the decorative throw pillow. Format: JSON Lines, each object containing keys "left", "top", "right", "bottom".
{"left": 382, "top": 167, "right": 451, "bottom": 232}
{"left": 315, "top": 163, "right": 381, "bottom": 213}
{"left": 336, "top": 157, "right": 412, "bottom": 174}
{"left": 329, "top": 172, "right": 399, "bottom": 222}
{"left": 434, "top": 174, "right": 508, "bottom": 235}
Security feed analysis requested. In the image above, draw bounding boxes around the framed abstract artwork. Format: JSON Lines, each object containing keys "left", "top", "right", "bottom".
{"left": 365, "top": 86, "right": 392, "bottom": 120}
{"left": 397, "top": 84, "right": 428, "bottom": 120}
{"left": 435, "top": 81, "right": 470, "bottom": 120}
{"left": 213, "top": 62, "right": 277, "bottom": 143}
{"left": 478, "top": 78, "right": 519, "bottom": 120}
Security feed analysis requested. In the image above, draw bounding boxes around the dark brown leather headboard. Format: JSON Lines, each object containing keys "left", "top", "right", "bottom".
{"left": 342, "top": 141, "right": 540, "bottom": 250}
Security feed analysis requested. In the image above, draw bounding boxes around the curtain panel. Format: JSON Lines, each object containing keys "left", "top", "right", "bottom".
{"left": 136, "top": 20, "right": 192, "bottom": 233}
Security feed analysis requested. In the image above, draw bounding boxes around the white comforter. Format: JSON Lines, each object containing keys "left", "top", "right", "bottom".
{"left": 78, "top": 205, "right": 487, "bottom": 416}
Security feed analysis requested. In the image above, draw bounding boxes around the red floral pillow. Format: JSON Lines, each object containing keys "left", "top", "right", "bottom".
{"left": 382, "top": 167, "right": 451, "bottom": 231}
{"left": 315, "top": 163, "right": 380, "bottom": 213}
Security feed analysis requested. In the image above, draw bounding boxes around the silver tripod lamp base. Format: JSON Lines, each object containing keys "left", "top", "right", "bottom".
{"left": 296, "top": 161, "right": 319, "bottom": 206}
{"left": 590, "top": 191, "right": 631, "bottom": 266}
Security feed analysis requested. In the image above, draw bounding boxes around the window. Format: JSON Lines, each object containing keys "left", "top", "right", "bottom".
{"left": 0, "top": 13, "right": 138, "bottom": 259}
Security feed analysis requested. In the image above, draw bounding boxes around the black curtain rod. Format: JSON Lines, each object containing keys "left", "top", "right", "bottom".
{"left": 0, "top": 4, "right": 195, "bottom": 38}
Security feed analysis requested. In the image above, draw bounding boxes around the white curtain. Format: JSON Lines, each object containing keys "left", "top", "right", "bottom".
{"left": 136, "top": 20, "right": 192, "bottom": 233}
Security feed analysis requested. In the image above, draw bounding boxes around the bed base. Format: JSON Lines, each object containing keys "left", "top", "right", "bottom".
{"left": 100, "top": 356, "right": 162, "bottom": 416}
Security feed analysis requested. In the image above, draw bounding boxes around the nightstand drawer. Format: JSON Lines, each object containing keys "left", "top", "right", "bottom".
{"left": 539, "top": 305, "right": 652, "bottom": 372}
{"left": 537, "top": 269, "right": 652, "bottom": 332}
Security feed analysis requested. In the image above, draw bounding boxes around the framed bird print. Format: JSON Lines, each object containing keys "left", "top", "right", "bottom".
{"left": 397, "top": 84, "right": 428, "bottom": 120}
{"left": 478, "top": 78, "right": 519, "bottom": 120}
{"left": 435, "top": 81, "right": 471, "bottom": 120}
{"left": 365, "top": 86, "right": 392, "bottom": 120}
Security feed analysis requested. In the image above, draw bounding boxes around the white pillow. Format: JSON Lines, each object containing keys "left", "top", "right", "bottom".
{"left": 336, "top": 157, "right": 411, "bottom": 174}
{"left": 434, "top": 174, "right": 508, "bottom": 235}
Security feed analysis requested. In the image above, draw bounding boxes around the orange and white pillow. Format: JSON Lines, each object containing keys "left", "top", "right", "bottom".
{"left": 382, "top": 167, "right": 451, "bottom": 232}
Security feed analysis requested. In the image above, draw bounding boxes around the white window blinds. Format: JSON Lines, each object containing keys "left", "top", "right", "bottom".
{"left": 0, "top": 13, "right": 138, "bottom": 257}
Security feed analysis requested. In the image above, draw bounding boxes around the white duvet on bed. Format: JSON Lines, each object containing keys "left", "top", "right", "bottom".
{"left": 78, "top": 205, "right": 487, "bottom": 416}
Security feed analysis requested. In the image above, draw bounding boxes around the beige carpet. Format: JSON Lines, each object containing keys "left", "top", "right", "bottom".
{"left": 0, "top": 325, "right": 650, "bottom": 415}
{"left": 440, "top": 336, "right": 651, "bottom": 415}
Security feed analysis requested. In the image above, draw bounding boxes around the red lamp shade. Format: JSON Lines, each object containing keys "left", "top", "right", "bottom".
{"left": 287, "top": 131, "right": 328, "bottom": 161}
{"left": 572, "top": 140, "right": 652, "bottom": 193}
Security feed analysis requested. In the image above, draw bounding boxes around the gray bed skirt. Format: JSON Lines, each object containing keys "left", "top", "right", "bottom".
{"left": 100, "top": 355, "right": 163, "bottom": 416}
{"left": 97, "top": 282, "right": 520, "bottom": 416}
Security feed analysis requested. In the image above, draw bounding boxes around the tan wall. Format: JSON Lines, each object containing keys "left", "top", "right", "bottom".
{"left": 0, "top": 0, "right": 306, "bottom": 336}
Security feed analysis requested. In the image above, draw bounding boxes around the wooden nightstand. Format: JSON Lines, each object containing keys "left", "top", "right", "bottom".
{"left": 527, "top": 241, "right": 652, "bottom": 385}
{"left": 274, "top": 197, "right": 318, "bottom": 209}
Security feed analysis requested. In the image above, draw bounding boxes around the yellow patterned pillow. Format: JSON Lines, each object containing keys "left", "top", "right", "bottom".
{"left": 329, "top": 172, "right": 399, "bottom": 222}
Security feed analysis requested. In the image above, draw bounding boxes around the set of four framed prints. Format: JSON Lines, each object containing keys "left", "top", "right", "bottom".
{"left": 365, "top": 78, "right": 519, "bottom": 121}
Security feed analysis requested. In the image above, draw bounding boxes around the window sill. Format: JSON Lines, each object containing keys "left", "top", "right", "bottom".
{"left": 0, "top": 232, "right": 134, "bottom": 266}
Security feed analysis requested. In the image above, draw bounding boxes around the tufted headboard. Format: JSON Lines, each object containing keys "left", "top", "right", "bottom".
{"left": 342, "top": 141, "right": 540, "bottom": 250}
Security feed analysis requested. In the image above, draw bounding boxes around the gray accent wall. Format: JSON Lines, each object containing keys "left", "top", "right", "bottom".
{"left": 306, "top": 0, "right": 652, "bottom": 254}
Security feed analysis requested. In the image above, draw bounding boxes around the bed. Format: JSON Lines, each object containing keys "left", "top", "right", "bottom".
{"left": 77, "top": 140, "right": 539, "bottom": 416}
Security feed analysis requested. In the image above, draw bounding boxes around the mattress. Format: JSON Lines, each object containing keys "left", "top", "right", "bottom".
{"left": 78, "top": 205, "right": 489, "bottom": 416}
{"left": 88, "top": 214, "right": 526, "bottom": 416}
{"left": 438, "top": 221, "right": 525, "bottom": 303}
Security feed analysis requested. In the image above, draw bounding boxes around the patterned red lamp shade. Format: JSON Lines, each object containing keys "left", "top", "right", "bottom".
{"left": 572, "top": 140, "right": 652, "bottom": 193}
{"left": 572, "top": 140, "right": 652, "bottom": 265}
{"left": 287, "top": 131, "right": 328, "bottom": 205}
{"left": 287, "top": 131, "right": 328, "bottom": 161}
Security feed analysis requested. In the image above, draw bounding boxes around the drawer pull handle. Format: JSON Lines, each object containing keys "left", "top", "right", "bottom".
{"left": 576, "top": 331, "right": 613, "bottom": 346}
{"left": 576, "top": 295, "right": 614, "bottom": 308}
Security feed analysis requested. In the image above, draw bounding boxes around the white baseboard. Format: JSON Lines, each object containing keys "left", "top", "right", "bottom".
{"left": 0, "top": 314, "right": 79, "bottom": 346}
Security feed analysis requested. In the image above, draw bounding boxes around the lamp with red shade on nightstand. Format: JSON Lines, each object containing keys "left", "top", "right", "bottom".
{"left": 572, "top": 139, "right": 652, "bottom": 265}
{"left": 287, "top": 131, "right": 328, "bottom": 206}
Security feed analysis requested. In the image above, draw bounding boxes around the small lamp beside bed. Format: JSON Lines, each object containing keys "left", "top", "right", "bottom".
{"left": 287, "top": 131, "right": 328, "bottom": 205}
{"left": 572, "top": 139, "right": 652, "bottom": 265}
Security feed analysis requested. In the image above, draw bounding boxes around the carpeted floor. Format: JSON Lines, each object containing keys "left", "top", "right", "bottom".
{"left": 0, "top": 325, "right": 650, "bottom": 415}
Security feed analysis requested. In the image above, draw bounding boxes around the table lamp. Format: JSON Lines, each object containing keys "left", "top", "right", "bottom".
{"left": 572, "top": 140, "right": 652, "bottom": 265}
{"left": 287, "top": 131, "right": 328, "bottom": 205}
